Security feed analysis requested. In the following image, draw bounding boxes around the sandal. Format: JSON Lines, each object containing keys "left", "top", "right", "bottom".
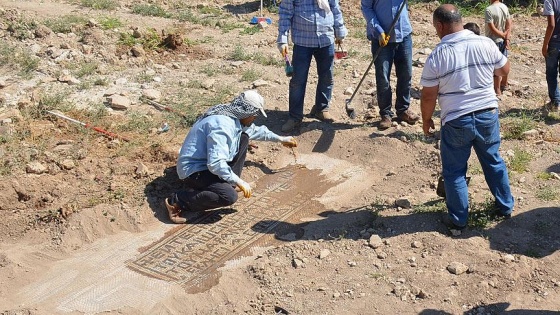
{"left": 165, "top": 198, "right": 187, "bottom": 224}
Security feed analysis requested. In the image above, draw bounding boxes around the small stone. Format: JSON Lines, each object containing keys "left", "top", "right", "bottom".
{"left": 202, "top": 79, "right": 215, "bottom": 90}
{"left": 59, "top": 159, "right": 75, "bottom": 170}
{"left": 135, "top": 162, "right": 150, "bottom": 177}
{"left": 131, "top": 45, "right": 145, "bottom": 57}
{"left": 501, "top": 254, "right": 515, "bottom": 263}
{"left": 411, "top": 241, "right": 422, "bottom": 249}
{"left": 521, "top": 129, "right": 539, "bottom": 140}
{"left": 142, "top": 89, "right": 161, "bottom": 101}
{"left": 395, "top": 197, "right": 412, "bottom": 209}
{"left": 108, "top": 95, "right": 131, "bottom": 110}
{"left": 34, "top": 24, "right": 52, "bottom": 38}
{"left": 292, "top": 258, "right": 305, "bottom": 268}
{"left": 447, "top": 262, "right": 469, "bottom": 275}
{"left": 26, "top": 162, "right": 47, "bottom": 174}
{"left": 251, "top": 79, "right": 269, "bottom": 88}
{"left": 369, "top": 234, "right": 383, "bottom": 249}
{"left": 319, "top": 249, "right": 330, "bottom": 259}
{"left": 87, "top": 19, "right": 99, "bottom": 27}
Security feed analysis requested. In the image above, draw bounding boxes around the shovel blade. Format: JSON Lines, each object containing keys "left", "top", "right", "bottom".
{"left": 436, "top": 176, "right": 472, "bottom": 199}
{"left": 345, "top": 99, "right": 356, "bottom": 119}
{"left": 285, "top": 64, "right": 293, "bottom": 77}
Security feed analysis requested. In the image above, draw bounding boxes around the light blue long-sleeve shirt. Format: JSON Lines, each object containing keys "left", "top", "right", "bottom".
{"left": 176, "top": 115, "right": 282, "bottom": 185}
{"left": 361, "top": 0, "right": 411, "bottom": 43}
{"left": 277, "top": 0, "right": 347, "bottom": 48}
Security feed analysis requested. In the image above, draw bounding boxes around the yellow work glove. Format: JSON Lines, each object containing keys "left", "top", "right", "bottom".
{"left": 277, "top": 43, "right": 288, "bottom": 57}
{"left": 378, "top": 32, "right": 390, "bottom": 47}
{"left": 236, "top": 179, "right": 252, "bottom": 198}
{"left": 279, "top": 136, "right": 298, "bottom": 148}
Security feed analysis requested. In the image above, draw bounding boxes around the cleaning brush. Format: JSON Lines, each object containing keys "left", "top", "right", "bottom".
{"left": 284, "top": 53, "right": 294, "bottom": 77}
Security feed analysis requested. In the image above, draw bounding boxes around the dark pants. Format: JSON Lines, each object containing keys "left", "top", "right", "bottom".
{"left": 371, "top": 34, "right": 412, "bottom": 118}
{"left": 173, "top": 133, "right": 249, "bottom": 212}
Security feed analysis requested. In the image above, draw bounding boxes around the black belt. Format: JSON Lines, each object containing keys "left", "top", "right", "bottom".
{"left": 472, "top": 107, "right": 495, "bottom": 115}
{"left": 460, "top": 107, "right": 495, "bottom": 118}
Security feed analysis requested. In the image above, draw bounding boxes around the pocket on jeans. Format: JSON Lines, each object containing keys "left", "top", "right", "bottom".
{"left": 478, "top": 120, "right": 500, "bottom": 144}
{"left": 442, "top": 124, "right": 465, "bottom": 147}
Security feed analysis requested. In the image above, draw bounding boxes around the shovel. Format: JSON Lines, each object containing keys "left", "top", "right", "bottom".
{"left": 345, "top": 0, "right": 408, "bottom": 119}
{"left": 436, "top": 176, "right": 472, "bottom": 199}
{"left": 284, "top": 53, "right": 293, "bottom": 77}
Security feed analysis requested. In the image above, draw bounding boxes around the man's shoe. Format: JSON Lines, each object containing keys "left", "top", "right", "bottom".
{"left": 314, "top": 111, "right": 335, "bottom": 123}
{"left": 495, "top": 206, "right": 513, "bottom": 219}
{"left": 378, "top": 116, "right": 392, "bottom": 130}
{"left": 281, "top": 119, "right": 301, "bottom": 132}
{"left": 545, "top": 101, "right": 559, "bottom": 112}
{"left": 441, "top": 213, "right": 467, "bottom": 231}
{"left": 398, "top": 110, "right": 420, "bottom": 125}
{"left": 165, "top": 198, "right": 187, "bottom": 224}
{"left": 496, "top": 212, "right": 512, "bottom": 219}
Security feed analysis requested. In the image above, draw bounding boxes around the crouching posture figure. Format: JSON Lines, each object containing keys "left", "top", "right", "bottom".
{"left": 165, "top": 90, "right": 297, "bottom": 223}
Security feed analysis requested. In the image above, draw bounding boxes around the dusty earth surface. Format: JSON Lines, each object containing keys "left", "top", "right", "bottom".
{"left": 0, "top": 0, "right": 559, "bottom": 314}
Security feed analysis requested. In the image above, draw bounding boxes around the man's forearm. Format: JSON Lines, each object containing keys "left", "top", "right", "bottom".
{"left": 420, "top": 87, "right": 438, "bottom": 122}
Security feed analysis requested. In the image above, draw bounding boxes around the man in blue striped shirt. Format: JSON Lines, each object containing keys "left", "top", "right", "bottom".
{"left": 277, "top": 0, "right": 347, "bottom": 132}
{"left": 361, "top": 0, "right": 419, "bottom": 130}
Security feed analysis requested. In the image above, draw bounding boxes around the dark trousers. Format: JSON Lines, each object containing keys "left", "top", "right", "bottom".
{"left": 174, "top": 133, "right": 249, "bottom": 212}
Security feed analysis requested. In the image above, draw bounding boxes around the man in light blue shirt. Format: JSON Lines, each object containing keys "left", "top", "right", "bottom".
{"left": 165, "top": 90, "right": 298, "bottom": 223}
{"left": 361, "top": 0, "right": 419, "bottom": 130}
{"left": 277, "top": 0, "right": 347, "bottom": 132}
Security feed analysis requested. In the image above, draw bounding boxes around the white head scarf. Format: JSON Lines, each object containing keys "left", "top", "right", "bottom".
{"left": 198, "top": 90, "right": 266, "bottom": 121}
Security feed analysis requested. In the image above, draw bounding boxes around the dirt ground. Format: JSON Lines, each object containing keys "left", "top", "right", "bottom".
{"left": 0, "top": 0, "right": 559, "bottom": 314}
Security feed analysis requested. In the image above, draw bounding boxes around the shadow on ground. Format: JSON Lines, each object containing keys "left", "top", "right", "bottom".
{"left": 144, "top": 166, "right": 238, "bottom": 225}
{"left": 250, "top": 202, "right": 560, "bottom": 258}
{"left": 487, "top": 206, "right": 560, "bottom": 258}
{"left": 419, "top": 302, "right": 559, "bottom": 314}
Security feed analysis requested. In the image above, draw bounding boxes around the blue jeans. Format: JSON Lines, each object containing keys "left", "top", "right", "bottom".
{"left": 371, "top": 34, "right": 412, "bottom": 117}
{"left": 173, "top": 133, "right": 249, "bottom": 212}
{"left": 545, "top": 44, "right": 560, "bottom": 104}
{"left": 288, "top": 44, "right": 334, "bottom": 121}
{"left": 440, "top": 108, "right": 514, "bottom": 227}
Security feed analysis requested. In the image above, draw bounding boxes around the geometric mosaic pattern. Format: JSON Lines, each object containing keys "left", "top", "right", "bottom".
{"left": 127, "top": 166, "right": 331, "bottom": 293}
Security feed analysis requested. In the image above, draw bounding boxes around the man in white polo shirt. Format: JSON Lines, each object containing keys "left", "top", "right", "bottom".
{"left": 420, "top": 4, "right": 514, "bottom": 231}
